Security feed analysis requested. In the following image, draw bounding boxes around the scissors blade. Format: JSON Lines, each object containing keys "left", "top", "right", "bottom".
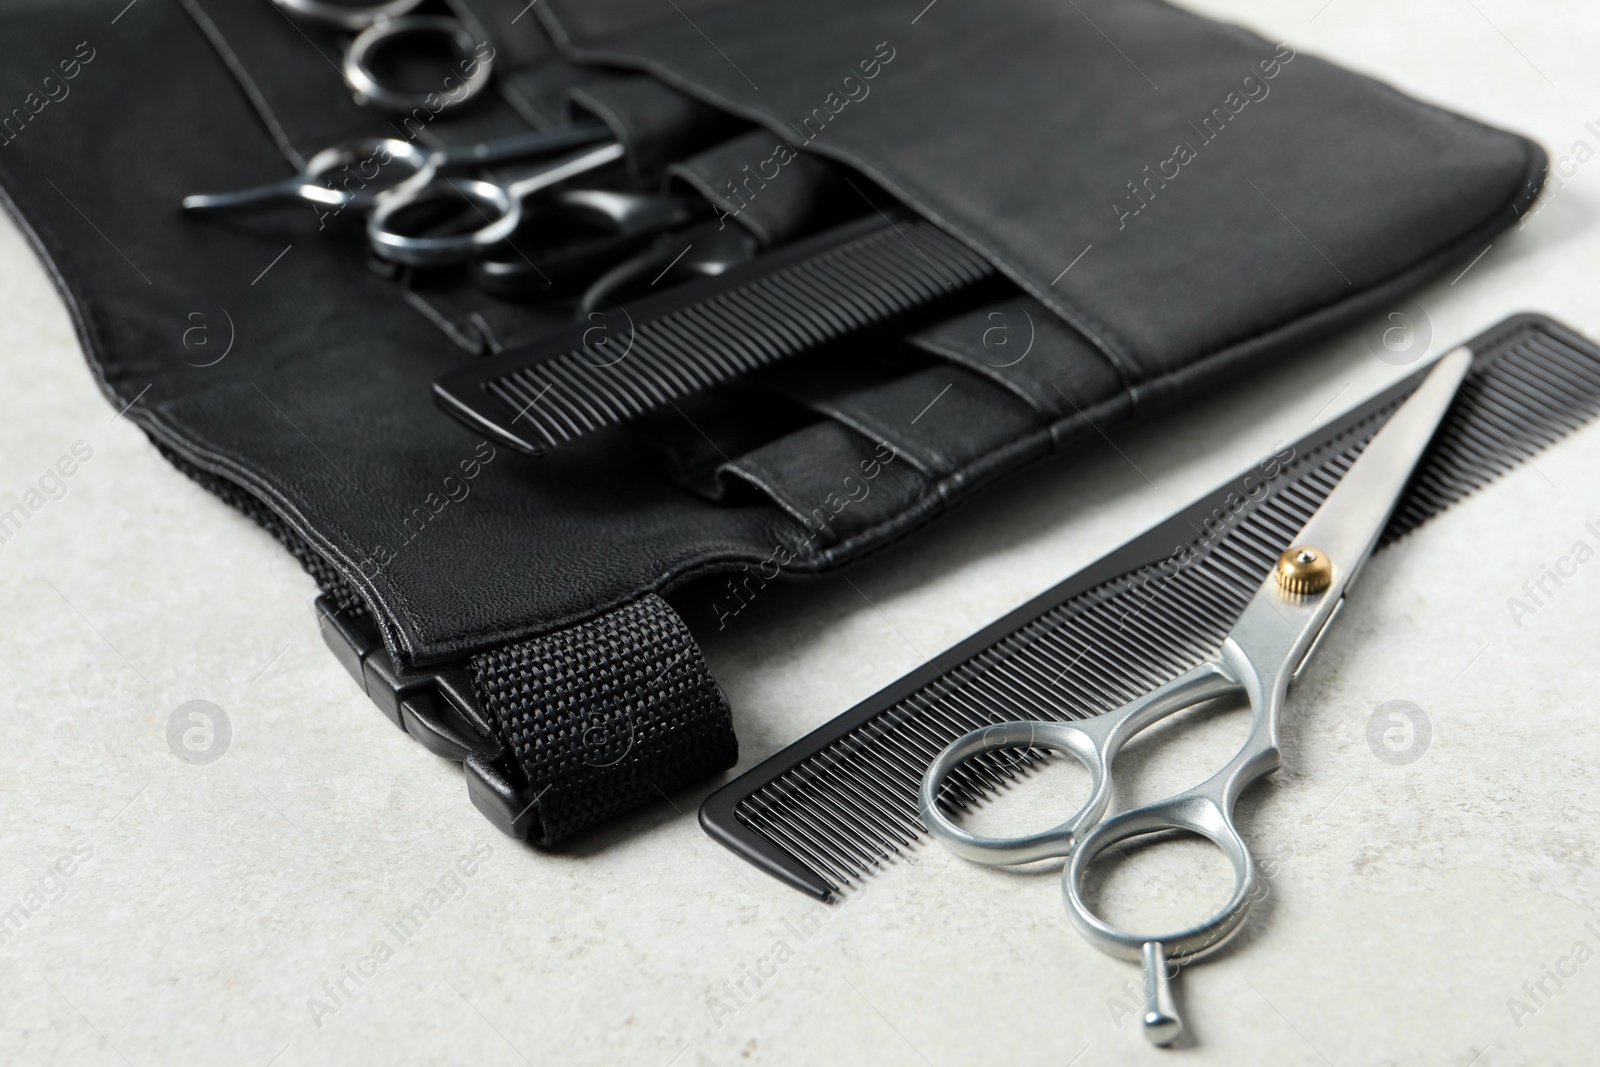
{"left": 1226, "top": 345, "right": 1472, "bottom": 666}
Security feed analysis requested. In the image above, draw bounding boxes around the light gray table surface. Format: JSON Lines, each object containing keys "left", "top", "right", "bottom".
{"left": 2, "top": 1, "right": 1597, "bottom": 1064}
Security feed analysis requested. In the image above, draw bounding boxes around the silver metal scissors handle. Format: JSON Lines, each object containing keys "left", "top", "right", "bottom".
{"left": 272, "top": 0, "right": 492, "bottom": 113}
{"left": 920, "top": 346, "right": 1473, "bottom": 1047}
{"left": 180, "top": 124, "right": 612, "bottom": 216}
{"left": 272, "top": 0, "right": 423, "bottom": 30}
{"left": 366, "top": 140, "right": 627, "bottom": 267}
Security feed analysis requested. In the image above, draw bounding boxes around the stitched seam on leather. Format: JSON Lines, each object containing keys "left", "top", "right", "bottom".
{"left": 908, "top": 334, "right": 1053, "bottom": 415}
{"left": 177, "top": 0, "right": 308, "bottom": 169}
{"left": 522, "top": 44, "right": 1148, "bottom": 396}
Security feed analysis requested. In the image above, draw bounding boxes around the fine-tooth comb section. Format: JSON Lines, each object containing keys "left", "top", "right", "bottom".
{"left": 434, "top": 215, "right": 996, "bottom": 455}
{"left": 733, "top": 429, "right": 1374, "bottom": 890}
{"left": 1382, "top": 328, "right": 1600, "bottom": 542}
{"left": 699, "top": 314, "right": 1600, "bottom": 899}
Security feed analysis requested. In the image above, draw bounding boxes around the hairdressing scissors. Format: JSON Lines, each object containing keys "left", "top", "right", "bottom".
{"left": 271, "top": 0, "right": 493, "bottom": 113}
{"left": 179, "top": 122, "right": 613, "bottom": 216}
{"left": 366, "top": 140, "right": 629, "bottom": 266}
{"left": 920, "top": 347, "right": 1471, "bottom": 1047}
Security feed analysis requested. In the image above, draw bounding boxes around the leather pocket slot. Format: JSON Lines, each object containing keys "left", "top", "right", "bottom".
{"left": 767, "top": 356, "right": 1043, "bottom": 479}
{"left": 717, "top": 420, "right": 927, "bottom": 551}
{"left": 714, "top": 339, "right": 1046, "bottom": 547}
{"left": 626, "top": 384, "right": 819, "bottom": 502}
{"left": 907, "top": 297, "right": 1125, "bottom": 424}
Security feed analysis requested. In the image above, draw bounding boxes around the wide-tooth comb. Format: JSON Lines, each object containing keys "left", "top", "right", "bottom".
{"left": 699, "top": 314, "right": 1600, "bottom": 899}
{"left": 434, "top": 213, "right": 995, "bottom": 455}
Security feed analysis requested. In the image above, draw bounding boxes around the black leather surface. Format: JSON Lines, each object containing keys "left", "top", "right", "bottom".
{"left": 0, "top": 0, "right": 1542, "bottom": 679}
{"left": 537, "top": 0, "right": 1541, "bottom": 394}
{"left": 721, "top": 420, "right": 929, "bottom": 549}
{"left": 452, "top": 0, "right": 561, "bottom": 72}
{"left": 0, "top": 1, "right": 799, "bottom": 670}
{"left": 667, "top": 129, "right": 857, "bottom": 247}
{"left": 908, "top": 298, "right": 1128, "bottom": 423}
{"left": 566, "top": 74, "right": 746, "bottom": 183}
{"left": 760, "top": 346, "right": 1043, "bottom": 479}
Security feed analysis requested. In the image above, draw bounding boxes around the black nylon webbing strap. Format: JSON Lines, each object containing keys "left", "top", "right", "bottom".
{"left": 471, "top": 594, "right": 737, "bottom": 845}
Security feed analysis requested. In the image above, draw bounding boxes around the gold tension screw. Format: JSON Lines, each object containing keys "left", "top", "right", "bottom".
{"left": 1275, "top": 546, "right": 1333, "bottom": 595}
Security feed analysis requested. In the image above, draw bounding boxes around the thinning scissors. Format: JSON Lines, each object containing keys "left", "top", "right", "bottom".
{"left": 179, "top": 123, "right": 613, "bottom": 216}
{"left": 272, "top": 0, "right": 493, "bottom": 113}
{"left": 920, "top": 347, "right": 1471, "bottom": 1047}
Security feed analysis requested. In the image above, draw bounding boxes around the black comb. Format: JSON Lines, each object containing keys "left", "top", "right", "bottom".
{"left": 699, "top": 313, "right": 1600, "bottom": 899}
{"left": 434, "top": 213, "right": 996, "bottom": 455}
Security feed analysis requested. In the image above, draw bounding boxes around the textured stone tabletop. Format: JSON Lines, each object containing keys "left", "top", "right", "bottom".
{"left": 1, "top": 1, "right": 1597, "bottom": 1064}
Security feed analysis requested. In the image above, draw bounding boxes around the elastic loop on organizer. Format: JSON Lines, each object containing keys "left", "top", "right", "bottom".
{"left": 470, "top": 594, "right": 738, "bottom": 845}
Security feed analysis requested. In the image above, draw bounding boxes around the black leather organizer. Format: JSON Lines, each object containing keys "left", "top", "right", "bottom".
{"left": 0, "top": 0, "right": 1543, "bottom": 846}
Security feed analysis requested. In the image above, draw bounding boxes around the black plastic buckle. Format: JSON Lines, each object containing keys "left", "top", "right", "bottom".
{"left": 314, "top": 596, "right": 539, "bottom": 840}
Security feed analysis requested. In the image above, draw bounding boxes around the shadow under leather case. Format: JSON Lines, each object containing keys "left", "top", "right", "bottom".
{"left": 0, "top": 0, "right": 1543, "bottom": 845}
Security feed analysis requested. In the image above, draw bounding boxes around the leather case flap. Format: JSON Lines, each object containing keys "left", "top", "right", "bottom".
{"left": 535, "top": 0, "right": 1541, "bottom": 392}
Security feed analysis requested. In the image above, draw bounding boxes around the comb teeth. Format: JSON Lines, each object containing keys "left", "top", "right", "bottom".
{"left": 734, "top": 430, "right": 1371, "bottom": 890}
{"left": 436, "top": 217, "right": 995, "bottom": 455}
{"left": 704, "top": 316, "right": 1600, "bottom": 898}
{"left": 1383, "top": 330, "right": 1600, "bottom": 542}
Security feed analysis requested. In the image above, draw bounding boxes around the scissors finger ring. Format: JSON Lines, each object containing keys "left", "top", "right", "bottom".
{"left": 271, "top": 0, "right": 493, "bottom": 114}
{"left": 367, "top": 141, "right": 627, "bottom": 267}
{"left": 180, "top": 124, "right": 613, "bottom": 217}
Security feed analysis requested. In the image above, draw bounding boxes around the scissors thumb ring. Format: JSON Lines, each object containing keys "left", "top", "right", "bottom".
{"left": 368, "top": 178, "right": 516, "bottom": 267}
{"left": 345, "top": 17, "right": 494, "bottom": 114}
{"left": 1062, "top": 791, "right": 1258, "bottom": 966}
{"left": 918, "top": 720, "right": 1109, "bottom": 865}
